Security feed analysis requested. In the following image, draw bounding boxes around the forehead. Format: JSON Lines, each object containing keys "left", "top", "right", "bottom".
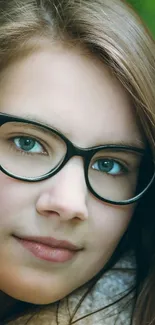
{"left": 0, "top": 45, "right": 143, "bottom": 147}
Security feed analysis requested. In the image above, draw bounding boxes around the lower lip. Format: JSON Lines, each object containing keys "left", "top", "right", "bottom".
{"left": 15, "top": 237, "right": 77, "bottom": 263}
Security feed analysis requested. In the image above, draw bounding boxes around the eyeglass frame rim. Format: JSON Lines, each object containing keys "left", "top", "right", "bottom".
{"left": 0, "top": 112, "right": 154, "bottom": 206}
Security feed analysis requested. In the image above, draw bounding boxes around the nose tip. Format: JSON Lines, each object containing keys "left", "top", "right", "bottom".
{"left": 47, "top": 198, "right": 88, "bottom": 221}
{"left": 36, "top": 191, "right": 88, "bottom": 222}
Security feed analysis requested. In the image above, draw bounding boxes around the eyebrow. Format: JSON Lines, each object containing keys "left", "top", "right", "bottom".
{"left": 100, "top": 140, "right": 145, "bottom": 150}
{"left": 21, "top": 114, "right": 146, "bottom": 150}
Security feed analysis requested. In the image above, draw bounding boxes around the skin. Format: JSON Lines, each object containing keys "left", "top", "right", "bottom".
{"left": 0, "top": 44, "right": 144, "bottom": 305}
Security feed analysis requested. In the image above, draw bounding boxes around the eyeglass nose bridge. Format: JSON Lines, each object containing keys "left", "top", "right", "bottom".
{"left": 56, "top": 141, "right": 93, "bottom": 176}
{"left": 65, "top": 141, "right": 94, "bottom": 160}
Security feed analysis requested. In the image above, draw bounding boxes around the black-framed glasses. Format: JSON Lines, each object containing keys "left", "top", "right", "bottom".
{"left": 0, "top": 112, "right": 154, "bottom": 205}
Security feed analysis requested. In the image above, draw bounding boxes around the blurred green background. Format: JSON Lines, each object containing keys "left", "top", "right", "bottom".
{"left": 127, "top": 0, "right": 155, "bottom": 38}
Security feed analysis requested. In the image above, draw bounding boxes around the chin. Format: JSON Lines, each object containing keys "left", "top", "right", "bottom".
{"left": 5, "top": 290, "right": 62, "bottom": 305}
{"left": 1, "top": 282, "right": 64, "bottom": 305}
{"left": 0, "top": 265, "right": 78, "bottom": 305}
{"left": 0, "top": 267, "right": 70, "bottom": 305}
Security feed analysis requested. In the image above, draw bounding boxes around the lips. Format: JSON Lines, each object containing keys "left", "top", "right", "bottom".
{"left": 13, "top": 235, "right": 81, "bottom": 263}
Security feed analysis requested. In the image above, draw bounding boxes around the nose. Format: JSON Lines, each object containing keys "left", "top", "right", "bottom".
{"left": 36, "top": 157, "right": 88, "bottom": 222}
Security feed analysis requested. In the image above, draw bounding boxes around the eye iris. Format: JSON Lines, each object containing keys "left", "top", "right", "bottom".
{"left": 19, "top": 137, "right": 35, "bottom": 151}
{"left": 98, "top": 159, "right": 114, "bottom": 172}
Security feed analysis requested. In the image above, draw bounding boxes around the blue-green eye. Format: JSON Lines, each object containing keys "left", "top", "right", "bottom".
{"left": 13, "top": 137, "right": 43, "bottom": 153}
{"left": 92, "top": 159, "right": 126, "bottom": 175}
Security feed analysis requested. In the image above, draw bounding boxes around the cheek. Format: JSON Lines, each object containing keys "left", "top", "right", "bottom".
{"left": 0, "top": 175, "right": 17, "bottom": 228}
{"left": 87, "top": 198, "right": 134, "bottom": 257}
{"left": 0, "top": 174, "right": 34, "bottom": 230}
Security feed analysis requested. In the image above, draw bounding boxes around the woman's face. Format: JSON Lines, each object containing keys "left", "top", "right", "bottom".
{"left": 0, "top": 45, "right": 144, "bottom": 304}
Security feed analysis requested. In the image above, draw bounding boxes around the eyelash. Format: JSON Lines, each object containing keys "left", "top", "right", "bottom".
{"left": 91, "top": 157, "right": 129, "bottom": 176}
{"left": 7, "top": 135, "right": 48, "bottom": 156}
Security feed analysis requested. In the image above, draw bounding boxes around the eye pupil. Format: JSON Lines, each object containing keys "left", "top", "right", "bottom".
{"left": 98, "top": 159, "right": 113, "bottom": 172}
{"left": 19, "top": 137, "right": 35, "bottom": 151}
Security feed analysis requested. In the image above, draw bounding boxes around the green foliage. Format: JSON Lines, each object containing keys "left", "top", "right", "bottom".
{"left": 127, "top": 0, "right": 155, "bottom": 38}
